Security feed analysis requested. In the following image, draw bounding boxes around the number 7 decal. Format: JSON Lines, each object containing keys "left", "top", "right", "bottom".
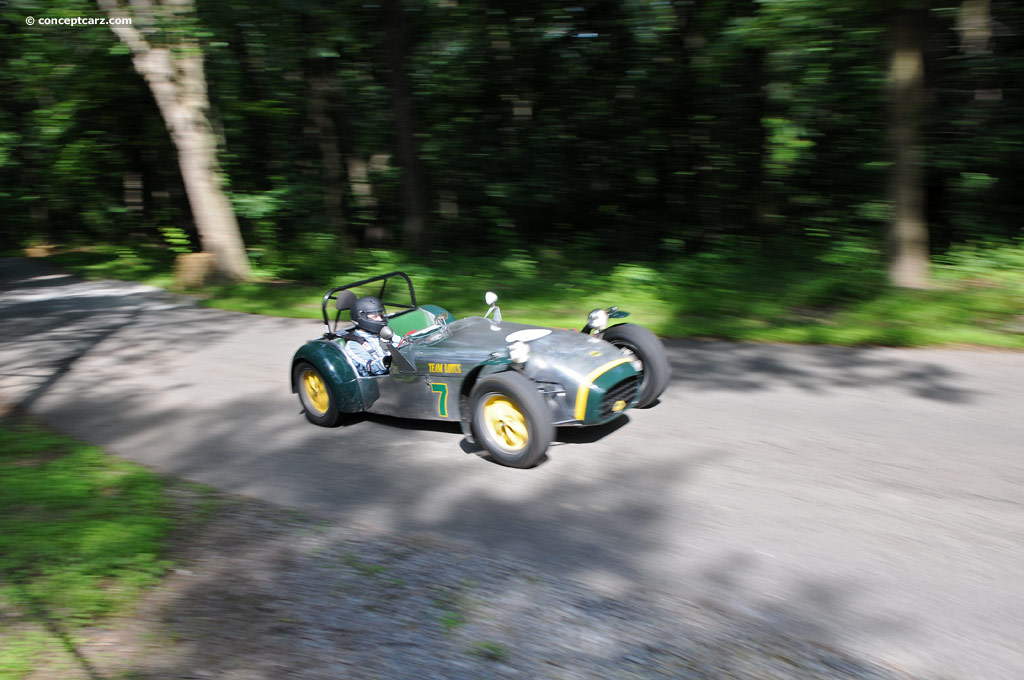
{"left": 431, "top": 382, "right": 449, "bottom": 417}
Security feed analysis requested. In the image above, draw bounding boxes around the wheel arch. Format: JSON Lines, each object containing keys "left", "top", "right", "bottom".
{"left": 600, "top": 322, "right": 671, "bottom": 408}
{"left": 290, "top": 341, "right": 364, "bottom": 413}
{"left": 457, "top": 359, "right": 513, "bottom": 436}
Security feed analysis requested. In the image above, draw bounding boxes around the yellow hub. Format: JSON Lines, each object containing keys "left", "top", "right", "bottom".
{"left": 302, "top": 369, "right": 330, "bottom": 415}
{"left": 482, "top": 395, "right": 528, "bottom": 451}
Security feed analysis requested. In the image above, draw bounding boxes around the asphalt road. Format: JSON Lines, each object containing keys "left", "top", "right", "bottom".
{"left": 2, "top": 257, "right": 1023, "bottom": 679}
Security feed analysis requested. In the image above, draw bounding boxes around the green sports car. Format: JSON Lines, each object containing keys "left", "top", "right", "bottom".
{"left": 291, "top": 271, "right": 670, "bottom": 468}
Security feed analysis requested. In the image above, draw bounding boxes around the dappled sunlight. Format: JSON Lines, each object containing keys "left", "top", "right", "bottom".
{"left": 65, "top": 492, "right": 925, "bottom": 680}
{"left": 4, "top": 257, "right": 1024, "bottom": 678}
{"left": 4, "top": 0, "right": 1024, "bottom": 674}
{"left": 664, "top": 339, "right": 983, "bottom": 403}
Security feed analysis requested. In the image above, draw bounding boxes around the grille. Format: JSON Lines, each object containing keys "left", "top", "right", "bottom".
{"left": 599, "top": 375, "right": 640, "bottom": 419}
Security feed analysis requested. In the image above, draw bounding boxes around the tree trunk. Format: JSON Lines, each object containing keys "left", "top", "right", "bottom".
{"left": 382, "top": 0, "right": 430, "bottom": 254}
{"left": 306, "top": 71, "right": 349, "bottom": 248}
{"left": 957, "top": 0, "right": 1000, "bottom": 102}
{"left": 329, "top": 70, "right": 383, "bottom": 244}
{"left": 98, "top": 0, "right": 251, "bottom": 281}
{"left": 957, "top": 0, "right": 991, "bottom": 57}
{"left": 744, "top": 44, "right": 768, "bottom": 240}
{"left": 887, "top": 6, "right": 931, "bottom": 289}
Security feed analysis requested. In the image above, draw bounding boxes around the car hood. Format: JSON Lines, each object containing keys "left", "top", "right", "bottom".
{"left": 405, "top": 316, "right": 632, "bottom": 386}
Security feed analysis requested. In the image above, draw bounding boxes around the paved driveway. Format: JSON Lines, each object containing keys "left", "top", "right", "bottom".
{"left": 2, "top": 257, "right": 1023, "bottom": 679}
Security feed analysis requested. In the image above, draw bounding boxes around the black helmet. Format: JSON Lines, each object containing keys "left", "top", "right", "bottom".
{"left": 351, "top": 295, "right": 387, "bottom": 333}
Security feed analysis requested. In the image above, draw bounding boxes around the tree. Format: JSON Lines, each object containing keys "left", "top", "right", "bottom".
{"left": 4, "top": 0, "right": 1021, "bottom": 275}
{"left": 382, "top": 0, "right": 430, "bottom": 254}
{"left": 887, "top": 3, "right": 931, "bottom": 289}
{"left": 304, "top": 45, "right": 349, "bottom": 250}
{"left": 97, "top": 0, "right": 251, "bottom": 280}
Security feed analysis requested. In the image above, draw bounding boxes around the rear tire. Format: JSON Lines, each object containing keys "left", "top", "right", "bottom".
{"left": 602, "top": 323, "right": 670, "bottom": 408}
{"left": 294, "top": 362, "right": 342, "bottom": 427}
{"left": 470, "top": 371, "right": 553, "bottom": 469}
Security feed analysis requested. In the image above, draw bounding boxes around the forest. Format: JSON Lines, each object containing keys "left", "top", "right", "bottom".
{"left": 2, "top": 0, "right": 1023, "bottom": 346}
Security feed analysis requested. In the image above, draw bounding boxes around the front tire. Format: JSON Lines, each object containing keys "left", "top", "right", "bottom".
{"left": 470, "top": 371, "right": 553, "bottom": 469}
{"left": 294, "top": 362, "right": 342, "bottom": 427}
{"left": 602, "top": 323, "right": 671, "bottom": 408}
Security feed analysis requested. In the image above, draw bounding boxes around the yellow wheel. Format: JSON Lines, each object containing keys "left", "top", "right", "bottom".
{"left": 293, "top": 362, "right": 341, "bottom": 427}
{"left": 481, "top": 395, "right": 529, "bottom": 452}
{"left": 302, "top": 369, "right": 330, "bottom": 415}
{"left": 470, "top": 371, "right": 553, "bottom": 468}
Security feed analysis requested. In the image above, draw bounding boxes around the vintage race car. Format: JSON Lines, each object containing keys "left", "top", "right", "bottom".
{"left": 290, "top": 271, "right": 670, "bottom": 468}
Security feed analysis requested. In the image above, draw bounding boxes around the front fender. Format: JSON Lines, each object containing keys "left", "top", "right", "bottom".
{"left": 456, "top": 357, "right": 514, "bottom": 440}
{"left": 574, "top": 358, "right": 639, "bottom": 423}
{"left": 291, "top": 340, "right": 364, "bottom": 413}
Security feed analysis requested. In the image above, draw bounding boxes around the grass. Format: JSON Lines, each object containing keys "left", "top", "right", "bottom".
{"left": 466, "top": 640, "right": 510, "bottom": 662}
{"left": 432, "top": 585, "right": 471, "bottom": 633}
{"left": 34, "top": 238, "right": 1024, "bottom": 349}
{"left": 341, "top": 552, "right": 390, "bottom": 577}
{"left": 0, "top": 630, "right": 51, "bottom": 680}
{"left": 0, "top": 420, "right": 174, "bottom": 679}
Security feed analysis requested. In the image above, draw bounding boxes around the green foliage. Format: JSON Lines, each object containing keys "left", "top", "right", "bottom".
{"left": 466, "top": 641, "right": 510, "bottom": 662}
{"left": 439, "top": 610, "right": 466, "bottom": 632}
{"left": 43, "top": 241, "right": 1024, "bottom": 348}
{"left": 6, "top": 0, "right": 1019, "bottom": 257}
{"left": 45, "top": 246, "right": 177, "bottom": 289}
{"left": 342, "top": 553, "right": 389, "bottom": 577}
{"left": 0, "top": 629, "right": 54, "bottom": 680}
{"left": 159, "top": 226, "right": 194, "bottom": 255}
{"left": 431, "top": 583, "right": 472, "bottom": 633}
{"left": 936, "top": 239, "right": 1024, "bottom": 287}
{"left": 7, "top": 0, "right": 1024, "bottom": 344}
{"left": 0, "top": 422, "right": 173, "bottom": 626}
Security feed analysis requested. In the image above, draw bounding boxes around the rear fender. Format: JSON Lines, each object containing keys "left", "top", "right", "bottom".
{"left": 291, "top": 340, "right": 364, "bottom": 413}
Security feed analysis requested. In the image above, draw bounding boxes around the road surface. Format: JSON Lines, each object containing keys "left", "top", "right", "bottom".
{"left": 2, "top": 257, "right": 1023, "bottom": 679}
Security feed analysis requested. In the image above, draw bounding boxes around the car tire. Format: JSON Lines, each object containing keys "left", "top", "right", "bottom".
{"left": 602, "top": 323, "right": 671, "bottom": 408}
{"left": 470, "top": 371, "right": 553, "bottom": 469}
{"left": 294, "top": 362, "right": 342, "bottom": 427}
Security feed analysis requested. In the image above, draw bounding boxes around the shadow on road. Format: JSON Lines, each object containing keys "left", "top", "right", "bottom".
{"left": 5, "top": 257, "right": 1001, "bottom": 678}
{"left": 666, "top": 339, "right": 978, "bottom": 404}
{"left": 20, "top": 383, "right": 926, "bottom": 678}
{"left": 72, "top": 480, "right": 922, "bottom": 680}
{"left": 0, "top": 258, "right": 251, "bottom": 415}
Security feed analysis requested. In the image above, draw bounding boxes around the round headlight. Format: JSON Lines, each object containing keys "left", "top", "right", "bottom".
{"left": 588, "top": 308, "right": 610, "bottom": 332}
{"left": 508, "top": 340, "right": 531, "bottom": 364}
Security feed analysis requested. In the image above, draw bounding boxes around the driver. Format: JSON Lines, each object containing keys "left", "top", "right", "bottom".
{"left": 343, "top": 296, "right": 391, "bottom": 376}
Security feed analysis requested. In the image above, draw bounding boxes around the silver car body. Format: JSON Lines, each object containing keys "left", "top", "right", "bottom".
{"left": 347, "top": 316, "right": 640, "bottom": 426}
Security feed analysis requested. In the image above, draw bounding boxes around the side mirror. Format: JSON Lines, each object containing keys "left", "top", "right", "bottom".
{"left": 378, "top": 325, "right": 416, "bottom": 374}
{"left": 484, "top": 291, "right": 502, "bottom": 323}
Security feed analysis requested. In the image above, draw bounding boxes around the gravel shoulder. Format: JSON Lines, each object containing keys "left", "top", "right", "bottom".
{"left": 16, "top": 482, "right": 924, "bottom": 680}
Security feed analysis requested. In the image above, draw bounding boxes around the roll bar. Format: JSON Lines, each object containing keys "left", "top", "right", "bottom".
{"left": 321, "top": 271, "right": 417, "bottom": 337}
